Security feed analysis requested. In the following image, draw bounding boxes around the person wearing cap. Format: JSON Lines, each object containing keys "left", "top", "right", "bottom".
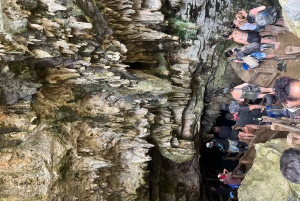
{"left": 213, "top": 125, "right": 255, "bottom": 140}
{"left": 224, "top": 42, "right": 286, "bottom": 65}
{"left": 206, "top": 138, "right": 248, "bottom": 153}
{"left": 223, "top": 83, "right": 274, "bottom": 102}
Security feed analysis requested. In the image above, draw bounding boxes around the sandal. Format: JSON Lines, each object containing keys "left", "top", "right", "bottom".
{"left": 277, "top": 61, "right": 287, "bottom": 72}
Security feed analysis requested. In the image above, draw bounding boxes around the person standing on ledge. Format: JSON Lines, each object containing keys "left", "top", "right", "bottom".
{"left": 223, "top": 83, "right": 274, "bottom": 103}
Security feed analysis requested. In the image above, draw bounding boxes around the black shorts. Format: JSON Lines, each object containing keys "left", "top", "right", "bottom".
{"left": 247, "top": 32, "right": 261, "bottom": 43}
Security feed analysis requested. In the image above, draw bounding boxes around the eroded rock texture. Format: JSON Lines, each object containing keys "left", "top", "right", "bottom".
{"left": 239, "top": 139, "right": 300, "bottom": 201}
{"left": 0, "top": 0, "right": 249, "bottom": 200}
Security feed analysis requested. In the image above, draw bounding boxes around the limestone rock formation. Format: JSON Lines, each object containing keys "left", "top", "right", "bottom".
{"left": 0, "top": 0, "right": 269, "bottom": 199}
{"left": 279, "top": 0, "right": 300, "bottom": 38}
{"left": 239, "top": 139, "right": 300, "bottom": 201}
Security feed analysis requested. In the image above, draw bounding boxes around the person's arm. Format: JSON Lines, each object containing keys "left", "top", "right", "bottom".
{"left": 233, "top": 59, "right": 243, "bottom": 63}
{"left": 242, "top": 126, "right": 250, "bottom": 133}
{"left": 248, "top": 104, "right": 265, "bottom": 111}
{"left": 244, "top": 124, "right": 260, "bottom": 130}
{"left": 223, "top": 169, "right": 229, "bottom": 174}
{"left": 249, "top": 6, "right": 266, "bottom": 15}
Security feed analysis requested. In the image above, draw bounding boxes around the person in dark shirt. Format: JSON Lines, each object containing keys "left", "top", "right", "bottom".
{"left": 206, "top": 138, "right": 248, "bottom": 153}
{"left": 213, "top": 126, "right": 255, "bottom": 140}
{"left": 225, "top": 104, "right": 268, "bottom": 126}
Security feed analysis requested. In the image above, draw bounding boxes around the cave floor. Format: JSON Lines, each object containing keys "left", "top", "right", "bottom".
{"left": 232, "top": 29, "right": 300, "bottom": 87}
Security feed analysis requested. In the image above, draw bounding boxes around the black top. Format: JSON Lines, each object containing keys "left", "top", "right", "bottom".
{"left": 211, "top": 138, "right": 229, "bottom": 151}
{"left": 219, "top": 126, "right": 239, "bottom": 141}
{"left": 236, "top": 106, "right": 267, "bottom": 126}
{"left": 247, "top": 13, "right": 256, "bottom": 23}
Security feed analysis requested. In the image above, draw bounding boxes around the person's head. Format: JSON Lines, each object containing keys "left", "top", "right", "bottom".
{"left": 206, "top": 142, "right": 214, "bottom": 148}
{"left": 213, "top": 126, "right": 222, "bottom": 133}
{"left": 225, "top": 113, "right": 234, "bottom": 120}
{"left": 280, "top": 148, "right": 300, "bottom": 184}
{"left": 222, "top": 31, "right": 233, "bottom": 40}
{"left": 236, "top": 11, "right": 247, "bottom": 22}
{"left": 274, "top": 76, "right": 300, "bottom": 107}
{"left": 225, "top": 49, "right": 234, "bottom": 57}
{"left": 220, "top": 103, "right": 230, "bottom": 112}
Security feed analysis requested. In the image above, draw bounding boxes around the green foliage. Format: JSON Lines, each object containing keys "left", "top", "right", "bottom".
{"left": 165, "top": 14, "right": 198, "bottom": 42}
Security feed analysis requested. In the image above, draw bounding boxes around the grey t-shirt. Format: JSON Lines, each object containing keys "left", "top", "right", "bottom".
{"left": 236, "top": 42, "right": 260, "bottom": 60}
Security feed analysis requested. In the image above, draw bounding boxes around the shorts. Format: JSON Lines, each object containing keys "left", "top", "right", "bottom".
{"left": 247, "top": 32, "right": 261, "bottom": 43}
{"left": 254, "top": 25, "right": 265, "bottom": 32}
{"left": 251, "top": 52, "right": 266, "bottom": 60}
{"left": 240, "top": 84, "right": 261, "bottom": 100}
{"left": 241, "top": 91, "right": 259, "bottom": 100}
{"left": 228, "top": 141, "right": 239, "bottom": 153}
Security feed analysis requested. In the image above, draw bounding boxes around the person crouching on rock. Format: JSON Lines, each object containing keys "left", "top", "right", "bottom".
{"left": 225, "top": 42, "right": 286, "bottom": 64}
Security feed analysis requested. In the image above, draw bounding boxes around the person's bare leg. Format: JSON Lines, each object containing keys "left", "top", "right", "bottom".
{"left": 245, "top": 124, "right": 259, "bottom": 130}
{"left": 275, "top": 18, "right": 288, "bottom": 28}
{"left": 260, "top": 87, "right": 274, "bottom": 93}
{"left": 265, "top": 24, "right": 288, "bottom": 34}
{"left": 238, "top": 132, "right": 255, "bottom": 140}
{"left": 259, "top": 31, "right": 274, "bottom": 37}
{"left": 245, "top": 124, "right": 272, "bottom": 130}
{"left": 261, "top": 38, "right": 280, "bottom": 49}
{"left": 265, "top": 54, "right": 276, "bottom": 59}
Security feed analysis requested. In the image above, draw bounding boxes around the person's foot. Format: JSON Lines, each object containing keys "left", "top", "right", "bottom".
{"left": 277, "top": 60, "right": 287, "bottom": 72}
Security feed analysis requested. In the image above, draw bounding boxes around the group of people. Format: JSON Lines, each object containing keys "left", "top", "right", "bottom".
{"left": 206, "top": 76, "right": 300, "bottom": 199}
{"left": 223, "top": 6, "right": 291, "bottom": 70}
{"left": 206, "top": 76, "right": 300, "bottom": 192}
{"left": 208, "top": 75, "right": 300, "bottom": 152}
{"left": 206, "top": 82, "right": 275, "bottom": 153}
{"left": 204, "top": 4, "right": 300, "bottom": 199}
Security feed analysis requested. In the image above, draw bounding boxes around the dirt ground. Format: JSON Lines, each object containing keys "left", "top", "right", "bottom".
{"left": 232, "top": 30, "right": 300, "bottom": 87}
{"left": 276, "top": 31, "right": 300, "bottom": 77}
